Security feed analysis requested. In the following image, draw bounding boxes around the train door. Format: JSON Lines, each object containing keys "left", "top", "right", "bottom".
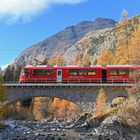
{"left": 102, "top": 69, "right": 107, "bottom": 83}
{"left": 57, "top": 69, "right": 62, "bottom": 82}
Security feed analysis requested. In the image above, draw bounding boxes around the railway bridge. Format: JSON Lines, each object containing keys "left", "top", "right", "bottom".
{"left": 3, "top": 83, "right": 134, "bottom": 112}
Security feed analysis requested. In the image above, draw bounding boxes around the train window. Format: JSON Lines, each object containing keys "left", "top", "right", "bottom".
{"left": 118, "top": 69, "right": 129, "bottom": 76}
{"left": 69, "top": 70, "right": 78, "bottom": 76}
{"left": 78, "top": 70, "right": 84, "bottom": 76}
{"left": 33, "top": 69, "right": 53, "bottom": 76}
{"left": 33, "top": 70, "right": 44, "bottom": 76}
{"left": 20, "top": 70, "right": 24, "bottom": 75}
{"left": 21, "top": 69, "right": 29, "bottom": 76}
{"left": 44, "top": 70, "right": 53, "bottom": 76}
{"left": 83, "top": 70, "right": 87, "bottom": 76}
{"left": 109, "top": 70, "right": 118, "bottom": 76}
{"left": 78, "top": 70, "right": 87, "bottom": 76}
{"left": 87, "top": 70, "right": 96, "bottom": 76}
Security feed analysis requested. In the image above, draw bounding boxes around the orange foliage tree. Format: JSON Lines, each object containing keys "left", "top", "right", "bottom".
{"left": 69, "top": 51, "right": 91, "bottom": 66}
{"left": 48, "top": 54, "right": 65, "bottom": 65}
{"left": 117, "top": 25, "right": 140, "bottom": 128}
{"left": 69, "top": 53, "right": 83, "bottom": 65}
{"left": 82, "top": 51, "right": 91, "bottom": 65}
{"left": 98, "top": 24, "right": 140, "bottom": 65}
{"left": 50, "top": 98, "right": 83, "bottom": 119}
{"left": 0, "top": 74, "right": 8, "bottom": 119}
{"left": 97, "top": 50, "right": 114, "bottom": 66}
{"left": 95, "top": 88, "right": 107, "bottom": 115}
{"left": 128, "top": 25, "right": 140, "bottom": 64}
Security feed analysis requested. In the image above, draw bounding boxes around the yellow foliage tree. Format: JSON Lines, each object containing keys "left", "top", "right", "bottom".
{"left": 50, "top": 98, "right": 82, "bottom": 119}
{"left": 69, "top": 53, "right": 83, "bottom": 65}
{"left": 97, "top": 50, "right": 114, "bottom": 66}
{"left": 0, "top": 73, "right": 8, "bottom": 119}
{"left": 82, "top": 51, "right": 91, "bottom": 66}
{"left": 128, "top": 25, "right": 140, "bottom": 64}
{"left": 48, "top": 54, "right": 65, "bottom": 65}
{"left": 69, "top": 51, "right": 91, "bottom": 66}
{"left": 116, "top": 20, "right": 131, "bottom": 43}
{"left": 113, "top": 42, "right": 129, "bottom": 64}
{"left": 117, "top": 25, "right": 140, "bottom": 127}
{"left": 95, "top": 88, "right": 107, "bottom": 116}
{"left": 97, "top": 24, "right": 140, "bottom": 65}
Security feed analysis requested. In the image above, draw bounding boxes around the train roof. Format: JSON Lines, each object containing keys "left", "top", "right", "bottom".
{"left": 24, "top": 65, "right": 140, "bottom": 69}
{"left": 24, "top": 65, "right": 102, "bottom": 69}
{"left": 106, "top": 65, "right": 140, "bottom": 69}
{"left": 106, "top": 65, "right": 134, "bottom": 67}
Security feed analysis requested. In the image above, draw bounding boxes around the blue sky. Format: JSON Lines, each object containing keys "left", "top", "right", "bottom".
{"left": 0, "top": 0, "right": 140, "bottom": 69}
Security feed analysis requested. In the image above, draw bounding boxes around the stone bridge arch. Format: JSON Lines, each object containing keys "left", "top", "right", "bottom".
{"left": 5, "top": 84, "right": 130, "bottom": 112}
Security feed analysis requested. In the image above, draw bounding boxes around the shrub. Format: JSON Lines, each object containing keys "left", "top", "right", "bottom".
{"left": 118, "top": 92, "right": 140, "bottom": 129}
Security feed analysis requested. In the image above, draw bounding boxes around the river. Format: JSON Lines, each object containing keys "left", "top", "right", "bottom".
{"left": 0, "top": 119, "right": 97, "bottom": 140}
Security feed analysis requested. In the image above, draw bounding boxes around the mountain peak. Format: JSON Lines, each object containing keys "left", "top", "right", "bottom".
{"left": 95, "top": 17, "right": 116, "bottom": 22}
{"left": 12, "top": 17, "right": 117, "bottom": 66}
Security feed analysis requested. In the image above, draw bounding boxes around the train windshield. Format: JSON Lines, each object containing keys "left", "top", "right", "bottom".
{"left": 20, "top": 69, "right": 29, "bottom": 76}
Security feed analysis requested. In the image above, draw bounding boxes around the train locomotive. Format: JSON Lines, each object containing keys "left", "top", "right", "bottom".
{"left": 19, "top": 65, "right": 140, "bottom": 83}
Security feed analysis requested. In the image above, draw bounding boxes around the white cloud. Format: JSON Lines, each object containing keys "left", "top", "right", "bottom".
{"left": 0, "top": 0, "right": 86, "bottom": 23}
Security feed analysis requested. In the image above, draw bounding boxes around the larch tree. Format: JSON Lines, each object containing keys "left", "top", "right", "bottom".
{"left": 95, "top": 88, "right": 107, "bottom": 115}
{"left": 128, "top": 25, "right": 140, "bottom": 64}
{"left": 69, "top": 53, "right": 83, "bottom": 65}
{"left": 97, "top": 50, "right": 113, "bottom": 66}
{"left": 48, "top": 54, "right": 65, "bottom": 66}
{"left": 118, "top": 26, "right": 140, "bottom": 128}
{"left": 82, "top": 51, "right": 91, "bottom": 66}
{"left": 0, "top": 72, "right": 8, "bottom": 119}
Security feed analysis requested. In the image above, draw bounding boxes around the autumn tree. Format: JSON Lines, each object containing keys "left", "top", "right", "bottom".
{"left": 118, "top": 84, "right": 140, "bottom": 128}
{"left": 82, "top": 51, "right": 91, "bottom": 65}
{"left": 97, "top": 18, "right": 135, "bottom": 66}
{"left": 0, "top": 72, "right": 8, "bottom": 119}
{"left": 95, "top": 88, "right": 107, "bottom": 115}
{"left": 69, "top": 53, "right": 83, "bottom": 65}
{"left": 128, "top": 25, "right": 140, "bottom": 64}
{"left": 97, "top": 50, "right": 114, "bottom": 66}
{"left": 50, "top": 98, "right": 83, "bottom": 119}
{"left": 48, "top": 54, "right": 65, "bottom": 65}
{"left": 118, "top": 27, "right": 140, "bottom": 128}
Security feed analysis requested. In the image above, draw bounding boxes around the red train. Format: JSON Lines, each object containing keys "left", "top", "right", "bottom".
{"left": 19, "top": 65, "right": 140, "bottom": 83}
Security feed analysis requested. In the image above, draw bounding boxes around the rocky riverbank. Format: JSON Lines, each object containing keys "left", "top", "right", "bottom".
{"left": 0, "top": 119, "right": 97, "bottom": 140}
{"left": 0, "top": 116, "right": 140, "bottom": 140}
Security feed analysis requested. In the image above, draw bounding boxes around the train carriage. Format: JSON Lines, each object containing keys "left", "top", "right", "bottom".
{"left": 19, "top": 65, "right": 102, "bottom": 83}
{"left": 106, "top": 65, "right": 139, "bottom": 83}
{"left": 19, "top": 65, "right": 140, "bottom": 83}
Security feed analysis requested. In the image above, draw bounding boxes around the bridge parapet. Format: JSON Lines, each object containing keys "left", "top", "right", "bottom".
{"left": 4, "top": 83, "right": 134, "bottom": 88}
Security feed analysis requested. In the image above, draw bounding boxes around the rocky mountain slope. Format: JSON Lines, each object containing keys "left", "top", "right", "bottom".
{"left": 64, "top": 27, "right": 115, "bottom": 64}
{"left": 64, "top": 15, "right": 140, "bottom": 65}
{"left": 11, "top": 15, "right": 140, "bottom": 68}
{"left": 12, "top": 18, "right": 117, "bottom": 66}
